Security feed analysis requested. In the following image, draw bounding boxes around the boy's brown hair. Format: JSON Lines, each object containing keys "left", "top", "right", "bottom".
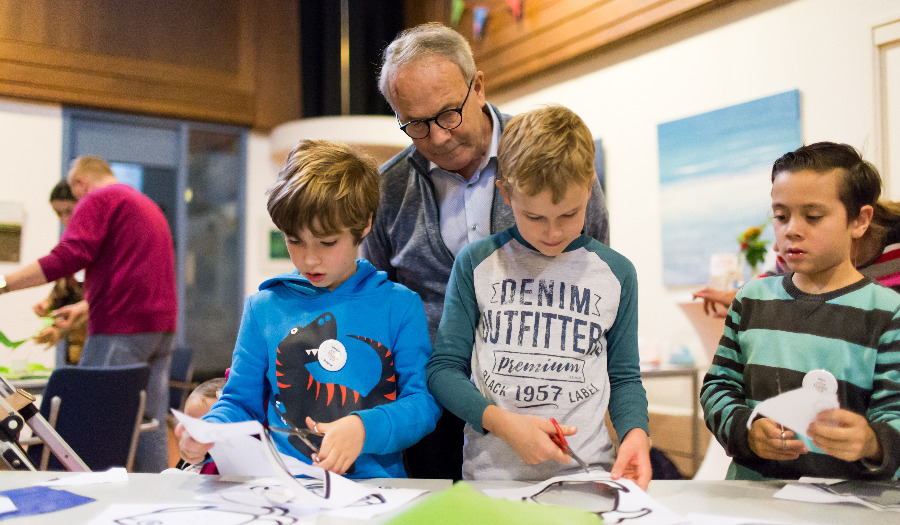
{"left": 497, "top": 105, "right": 595, "bottom": 203}
{"left": 267, "top": 139, "right": 379, "bottom": 243}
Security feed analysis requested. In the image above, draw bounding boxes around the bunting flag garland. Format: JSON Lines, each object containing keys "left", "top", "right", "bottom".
{"left": 473, "top": 6, "right": 489, "bottom": 41}
{"left": 451, "top": 0, "right": 466, "bottom": 28}
{"left": 505, "top": 0, "right": 523, "bottom": 20}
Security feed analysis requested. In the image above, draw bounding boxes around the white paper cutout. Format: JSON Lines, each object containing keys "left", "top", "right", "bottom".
{"left": 38, "top": 467, "right": 128, "bottom": 486}
{"left": 171, "top": 410, "right": 378, "bottom": 509}
{"left": 774, "top": 478, "right": 900, "bottom": 512}
{"left": 85, "top": 503, "right": 303, "bottom": 525}
{"left": 746, "top": 370, "right": 839, "bottom": 436}
{"left": 684, "top": 513, "right": 791, "bottom": 524}
{"left": 482, "top": 472, "right": 682, "bottom": 525}
{"left": 0, "top": 495, "right": 16, "bottom": 514}
{"left": 205, "top": 479, "right": 426, "bottom": 521}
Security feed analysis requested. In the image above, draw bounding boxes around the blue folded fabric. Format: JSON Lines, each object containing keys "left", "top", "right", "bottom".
{"left": 0, "top": 486, "right": 94, "bottom": 520}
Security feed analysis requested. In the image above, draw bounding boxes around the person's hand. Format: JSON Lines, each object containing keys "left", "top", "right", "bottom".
{"left": 53, "top": 300, "right": 88, "bottom": 329}
{"left": 748, "top": 417, "right": 808, "bottom": 460}
{"left": 32, "top": 326, "right": 61, "bottom": 346}
{"left": 610, "top": 428, "right": 651, "bottom": 490}
{"left": 691, "top": 287, "right": 737, "bottom": 318}
{"left": 808, "top": 409, "right": 881, "bottom": 463}
{"left": 306, "top": 415, "right": 364, "bottom": 475}
{"left": 482, "top": 406, "right": 575, "bottom": 465}
{"left": 32, "top": 297, "right": 51, "bottom": 317}
{"left": 174, "top": 421, "right": 214, "bottom": 465}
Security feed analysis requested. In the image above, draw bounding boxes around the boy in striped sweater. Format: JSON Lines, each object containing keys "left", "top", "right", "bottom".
{"left": 702, "top": 142, "right": 900, "bottom": 480}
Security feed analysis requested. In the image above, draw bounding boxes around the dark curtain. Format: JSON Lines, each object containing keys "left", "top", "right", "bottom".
{"left": 300, "top": 0, "right": 404, "bottom": 117}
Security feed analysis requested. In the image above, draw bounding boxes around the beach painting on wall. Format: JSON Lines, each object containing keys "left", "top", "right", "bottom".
{"left": 658, "top": 90, "right": 801, "bottom": 286}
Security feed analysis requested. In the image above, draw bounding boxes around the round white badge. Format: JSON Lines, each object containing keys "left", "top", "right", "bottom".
{"left": 318, "top": 339, "right": 347, "bottom": 372}
{"left": 802, "top": 369, "right": 838, "bottom": 395}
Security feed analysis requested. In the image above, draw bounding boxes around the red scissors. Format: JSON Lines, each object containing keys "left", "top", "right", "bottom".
{"left": 550, "top": 418, "right": 592, "bottom": 474}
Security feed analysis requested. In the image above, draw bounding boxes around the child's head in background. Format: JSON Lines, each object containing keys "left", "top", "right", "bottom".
{"left": 185, "top": 377, "right": 227, "bottom": 419}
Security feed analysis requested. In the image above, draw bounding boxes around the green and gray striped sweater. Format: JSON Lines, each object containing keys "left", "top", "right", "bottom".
{"left": 701, "top": 274, "right": 900, "bottom": 480}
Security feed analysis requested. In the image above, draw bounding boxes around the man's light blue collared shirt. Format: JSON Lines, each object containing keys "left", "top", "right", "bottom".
{"left": 428, "top": 106, "right": 501, "bottom": 257}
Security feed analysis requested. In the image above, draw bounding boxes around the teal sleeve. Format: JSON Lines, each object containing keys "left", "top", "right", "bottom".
{"left": 604, "top": 256, "right": 649, "bottom": 439}
{"left": 699, "top": 287, "right": 754, "bottom": 460}
{"left": 867, "top": 308, "right": 900, "bottom": 478}
{"left": 426, "top": 247, "right": 493, "bottom": 433}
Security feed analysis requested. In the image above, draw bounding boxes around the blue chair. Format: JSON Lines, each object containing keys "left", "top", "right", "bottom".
{"left": 168, "top": 346, "right": 195, "bottom": 412}
{"left": 25, "top": 364, "right": 151, "bottom": 472}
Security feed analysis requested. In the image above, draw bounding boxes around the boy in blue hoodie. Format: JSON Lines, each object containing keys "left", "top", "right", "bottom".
{"left": 176, "top": 139, "right": 441, "bottom": 478}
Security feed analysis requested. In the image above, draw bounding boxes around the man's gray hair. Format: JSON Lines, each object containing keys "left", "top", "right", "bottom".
{"left": 379, "top": 23, "right": 476, "bottom": 107}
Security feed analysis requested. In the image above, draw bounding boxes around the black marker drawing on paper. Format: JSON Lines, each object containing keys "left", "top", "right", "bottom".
{"left": 528, "top": 480, "right": 651, "bottom": 524}
{"left": 113, "top": 504, "right": 298, "bottom": 525}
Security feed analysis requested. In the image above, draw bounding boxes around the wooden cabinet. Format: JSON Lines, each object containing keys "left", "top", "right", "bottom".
{"left": 0, "top": 0, "right": 300, "bottom": 130}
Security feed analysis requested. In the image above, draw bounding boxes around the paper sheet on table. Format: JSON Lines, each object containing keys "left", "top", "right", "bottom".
{"left": 203, "top": 478, "right": 427, "bottom": 521}
{"left": 774, "top": 477, "right": 900, "bottom": 512}
{"left": 84, "top": 502, "right": 312, "bottom": 525}
{"left": 38, "top": 467, "right": 128, "bottom": 486}
{"left": 684, "top": 513, "right": 790, "bottom": 524}
{"left": 746, "top": 387, "right": 838, "bottom": 437}
{"left": 0, "top": 496, "right": 15, "bottom": 514}
{"left": 482, "top": 472, "right": 683, "bottom": 525}
{"left": 171, "top": 409, "right": 379, "bottom": 509}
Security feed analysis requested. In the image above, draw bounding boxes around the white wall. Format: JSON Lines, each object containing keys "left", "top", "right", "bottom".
{"left": 0, "top": 99, "right": 63, "bottom": 369}
{"left": 490, "top": 0, "right": 900, "bottom": 409}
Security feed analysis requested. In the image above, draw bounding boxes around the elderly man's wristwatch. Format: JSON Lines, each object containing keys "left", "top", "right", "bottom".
{"left": 0, "top": 274, "right": 8, "bottom": 294}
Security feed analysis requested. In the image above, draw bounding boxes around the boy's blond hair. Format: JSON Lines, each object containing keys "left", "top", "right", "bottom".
{"left": 267, "top": 140, "right": 379, "bottom": 243}
{"left": 497, "top": 105, "right": 595, "bottom": 203}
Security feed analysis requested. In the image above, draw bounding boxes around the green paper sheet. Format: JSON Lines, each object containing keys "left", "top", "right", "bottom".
{"left": 0, "top": 317, "right": 54, "bottom": 349}
{"left": 385, "top": 482, "right": 602, "bottom": 525}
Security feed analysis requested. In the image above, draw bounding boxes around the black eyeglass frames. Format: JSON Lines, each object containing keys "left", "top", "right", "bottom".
{"left": 396, "top": 77, "right": 475, "bottom": 139}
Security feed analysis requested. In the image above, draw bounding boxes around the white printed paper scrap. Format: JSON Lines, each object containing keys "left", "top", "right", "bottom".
{"left": 171, "top": 410, "right": 379, "bottom": 510}
{"left": 38, "top": 467, "right": 128, "bottom": 486}
{"left": 482, "top": 472, "right": 683, "bottom": 525}
{"left": 774, "top": 478, "right": 900, "bottom": 512}
{"left": 0, "top": 495, "right": 16, "bottom": 514}
{"left": 205, "top": 479, "right": 427, "bottom": 521}
{"left": 84, "top": 502, "right": 310, "bottom": 525}
{"left": 684, "top": 513, "right": 790, "bottom": 524}
{"left": 746, "top": 369, "right": 839, "bottom": 436}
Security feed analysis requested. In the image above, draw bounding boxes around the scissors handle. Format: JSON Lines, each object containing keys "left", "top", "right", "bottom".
{"left": 549, "top": 418, "right": 568, "bottom": 452}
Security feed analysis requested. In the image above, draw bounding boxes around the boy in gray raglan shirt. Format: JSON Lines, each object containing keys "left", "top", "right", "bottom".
{"left": 426, "top": 105, "right": 651, "bottom": 486}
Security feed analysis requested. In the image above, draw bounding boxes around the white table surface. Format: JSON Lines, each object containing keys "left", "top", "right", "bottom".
{"left": 0, "top": 472, "right": 892, "bottom": 524}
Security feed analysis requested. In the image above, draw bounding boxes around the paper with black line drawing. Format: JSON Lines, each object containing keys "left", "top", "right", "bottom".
{"left": 171, "top": 410, "right": 378, "bottom": 509}
{"left": 203, "top": 479, "right": 427, "bottom": 521}
{"left": 85, "top": 502, "right": 307, "bottom": 525}
{"left": 482, "top": 472, "right": 682, "bottom": 525}
{"left": 774, "top": 477, "right": 900, "bottom": 512}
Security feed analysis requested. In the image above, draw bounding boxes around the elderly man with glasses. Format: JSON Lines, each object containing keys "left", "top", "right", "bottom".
{"left": 363, "top": 22, "right": 610, "bottom": 481}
